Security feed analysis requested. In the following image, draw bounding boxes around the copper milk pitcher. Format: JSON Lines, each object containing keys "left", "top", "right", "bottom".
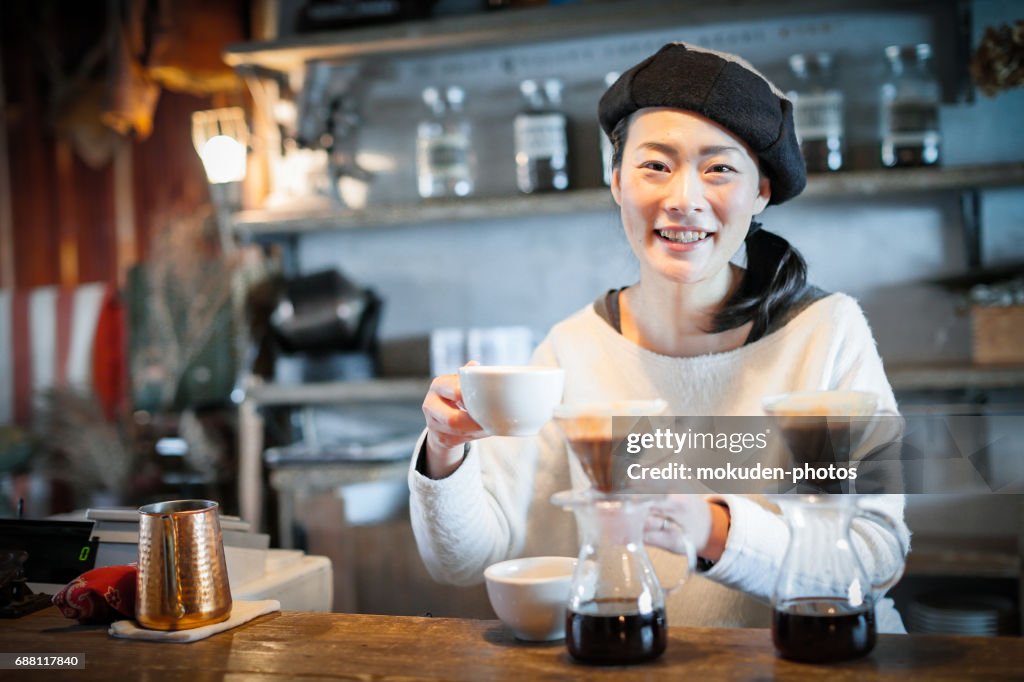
{"left": 137, "top": 500, "right": 232, "bottom": 630}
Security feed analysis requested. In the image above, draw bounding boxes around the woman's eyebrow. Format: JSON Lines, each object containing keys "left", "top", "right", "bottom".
{"left": 700, "top": 145, "right": 743, "bottom": 156}
{"left": 635, "top": 141, "right": 742, "bottom": 157}
{"left": 636, "top": 141, "right": 679, "bottom": 156}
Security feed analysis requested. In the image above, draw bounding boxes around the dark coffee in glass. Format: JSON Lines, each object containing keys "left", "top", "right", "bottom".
{"left": 772, "top": 597, "right": 876, "bottom": 663}
{"left": 566, "top": 598, "right": 667, "bottom": 665}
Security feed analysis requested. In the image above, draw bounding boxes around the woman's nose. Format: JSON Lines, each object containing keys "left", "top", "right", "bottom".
{"left": 664, "top": 168, "right": 707, "bottom": 214}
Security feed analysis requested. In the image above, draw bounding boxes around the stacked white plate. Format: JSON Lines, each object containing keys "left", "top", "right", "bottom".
{"left": 907, "top": 592, "right": 1015, "bottom": 636}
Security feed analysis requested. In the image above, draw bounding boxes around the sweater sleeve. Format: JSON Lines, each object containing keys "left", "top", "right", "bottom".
{"left": 407, "top": 339, "right": 561, "bottom": 586}
{"left": 699, "top": 494, "right": 788, "bottom": 600}
{"left": 408, "top": 431, "right": 539, "bottom": 585}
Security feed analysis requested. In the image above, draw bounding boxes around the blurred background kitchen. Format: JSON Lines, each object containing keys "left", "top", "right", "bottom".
{"left": 0, "top": 0, "right": 1022, "bottom": 635}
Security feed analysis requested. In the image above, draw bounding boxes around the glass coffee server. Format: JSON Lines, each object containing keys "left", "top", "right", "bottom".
{"left": 763, "top": 391, "right": 908, "bottom": 663}
{"left": 770, "top": 495, "right": 906, "bottom": 662}
{"left": 551, "top": 401, "right": 696, "bottom": 665}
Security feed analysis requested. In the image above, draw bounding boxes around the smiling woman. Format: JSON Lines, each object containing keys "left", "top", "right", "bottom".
{"left": 409, "top": 41, "right": 909, "bottom": 637}
{"left": 614, "top": 112, "right": 769, "bottom": 275}
{"left": 611, "top": 109, "right": 774, "bottom": 357}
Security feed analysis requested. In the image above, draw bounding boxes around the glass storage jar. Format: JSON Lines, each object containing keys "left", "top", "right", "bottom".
{"left": 787, "top": 52, "right": 845, "bottom": 173}
{"left": 416, "top": 85, "right": 475, "bottom": 199}
{"left": 514, "top": 78, "right": 570, "bottom": 193}
{"left": 879, "top": 44, "right": 941, "bottom": 168}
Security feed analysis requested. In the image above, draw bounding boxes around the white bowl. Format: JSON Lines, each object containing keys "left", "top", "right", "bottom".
{"left": 484, "top": 556, "right": 575, "bottom": 641}
{"left": 459, "top": 366, "right": 565, "bottom": 437}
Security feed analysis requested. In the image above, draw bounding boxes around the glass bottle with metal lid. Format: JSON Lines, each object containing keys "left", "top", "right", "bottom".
{"left": 879, "top": 44, "right": 941, "bottom": 168}
{"left": 787, "top": 52, "right": 845, "bottom": 173}
{"left": 514, "top": 78, "right": 570, "bottom": 193}
{"left": 416, "top": 85, "right": 475, "bottom": 199}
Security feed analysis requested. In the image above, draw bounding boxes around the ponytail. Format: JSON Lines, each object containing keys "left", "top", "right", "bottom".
{"left": 711, "top": 227, "right": 808, "bottom": 341}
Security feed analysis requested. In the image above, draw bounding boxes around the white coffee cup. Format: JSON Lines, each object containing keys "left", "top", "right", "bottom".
{"left": 484, "top": 556, "right": 575, "bottom": 641}
{"left": 458, "top": 365, "right": 565, "bottom": 437}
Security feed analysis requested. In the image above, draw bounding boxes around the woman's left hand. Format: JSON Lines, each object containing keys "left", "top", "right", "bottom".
{"left": 643, "top": 495, "right": 713, "bottom": 557}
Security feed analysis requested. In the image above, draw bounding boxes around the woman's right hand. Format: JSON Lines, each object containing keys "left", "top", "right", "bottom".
{"left": 421, "top": 363, "right": 488, "bottom": 479}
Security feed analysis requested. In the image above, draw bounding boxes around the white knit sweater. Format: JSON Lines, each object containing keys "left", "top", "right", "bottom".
{"left": 408, "top": 293, "right": 910, "bottom": 632}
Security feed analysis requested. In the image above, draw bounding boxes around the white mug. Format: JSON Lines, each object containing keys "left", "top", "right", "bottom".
{"left": 458, "top": 365, "right": 565, "bottom": 437}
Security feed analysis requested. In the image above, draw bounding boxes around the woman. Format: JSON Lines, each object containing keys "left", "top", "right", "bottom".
{"left": 409, "top": 43, "right": 909, "bottom": 631}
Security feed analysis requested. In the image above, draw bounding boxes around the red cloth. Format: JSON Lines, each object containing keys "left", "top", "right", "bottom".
{"left": 91, "top": 286, "right": 127, "bottom": 421}
{"left": 52, "top": 564, "right": 137, "bottom": 624}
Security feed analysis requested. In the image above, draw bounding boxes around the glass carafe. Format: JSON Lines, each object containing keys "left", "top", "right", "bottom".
{"left": 772, "top": 495, "right": 906, "bottom": 663}
{"left": 550, "top": 399, "right": 692, "bottom": 665}
{"left": 552, "top": 490, "right": 694, "bottom": 665}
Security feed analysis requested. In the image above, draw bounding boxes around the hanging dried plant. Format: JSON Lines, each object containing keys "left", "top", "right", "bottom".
{"left": 130, "top": 205, "right": 275, "bottom": 412}
{"left": 35, "top": 388, "right": 135, "bottom": 501}
{"left": 131, "top": 207, "right": 236, "bottom": 411}
{"left": 971, "top": 20, "right": 1024, "bottom": 97}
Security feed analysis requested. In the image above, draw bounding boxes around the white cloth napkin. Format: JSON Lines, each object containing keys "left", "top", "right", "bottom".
{"left": 108, "top": 599, "right": 280, "bottom": 643}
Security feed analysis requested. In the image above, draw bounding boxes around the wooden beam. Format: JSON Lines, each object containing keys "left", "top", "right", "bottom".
{"left": 113, "top": 137, "right": 136, "bottom": 287}
{"left": 54, "top": 138, "right": 79, "bottom": 287}
{"left": 0, "top": 47, "right": 14, "bottom": 289}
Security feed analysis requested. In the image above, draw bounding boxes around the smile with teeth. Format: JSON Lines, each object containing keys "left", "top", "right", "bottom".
{"left": 657, "top": 229, "right": 711, "bottom": 243}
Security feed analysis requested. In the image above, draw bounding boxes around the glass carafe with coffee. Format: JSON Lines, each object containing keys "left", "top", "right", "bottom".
{"left": 771, "top": 495, "right": 905, "bottom": 663}
{"left": 762, "top": 391, "right": 906, "bottom": 663}
{"left": 551, "top": 401, "right": 696, "bottom": 666}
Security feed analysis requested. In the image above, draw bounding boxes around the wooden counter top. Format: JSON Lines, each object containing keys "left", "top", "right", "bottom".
{"left": 3, "top": 608, "right": 1022, "bottom": 681}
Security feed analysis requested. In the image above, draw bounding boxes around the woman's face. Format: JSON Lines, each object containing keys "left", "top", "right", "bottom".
{"left": 611, "top": 108, "right": 771, "bottom": 286}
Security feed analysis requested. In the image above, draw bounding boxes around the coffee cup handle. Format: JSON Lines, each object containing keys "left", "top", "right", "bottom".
{"left": 852, "top": 506, "right": 907, "bottom": 594}
{"left": 649, "top": 513, "right": 696, "bottom": 595}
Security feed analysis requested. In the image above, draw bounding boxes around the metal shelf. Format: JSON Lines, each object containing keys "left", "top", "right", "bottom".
{"left": 234, "top": 189, "right": 614, "bottom": 238}
{"left": 889, "top": 362, "right": 1024, "bottom": 392}
{"left": 906, "top": 536, "right": 1021, "bottom": 579}
{"left": 240, "top": 361, "right": 1024, "bottom": 408}
{"left": 244, "top": 377, "right": 432, "bottom": 407}
{"left": 800, "top": 163, "right": 1024, "bottom": 199}
{"left": 233, "top": 163, "right": 1024, "bottom": 239}
{"left": 224, "top": 0, "right": 943, "bottom": 74}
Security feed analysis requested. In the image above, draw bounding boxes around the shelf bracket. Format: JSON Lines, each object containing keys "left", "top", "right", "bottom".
{"left": 948, "top": 0, "right": 975, "bottom": 104}
{"left": 959, "top": 189, "right": 982, "bottom": 270}
{"left": 282, "top": 235, "right": 301, "bottom": 277}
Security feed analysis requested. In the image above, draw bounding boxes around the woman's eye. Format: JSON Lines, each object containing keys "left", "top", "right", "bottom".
{"left": 641, "top": 161, "right": 670, "bottom": 172}
{"left": 708, "top": 164, "right": 737, "bottom": 173}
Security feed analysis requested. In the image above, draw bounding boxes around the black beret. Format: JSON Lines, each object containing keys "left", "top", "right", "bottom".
{"left": 598, "top": 43, "right": 806, "bottom": 205}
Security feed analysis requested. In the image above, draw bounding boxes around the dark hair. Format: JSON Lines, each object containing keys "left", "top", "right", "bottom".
{"left": 609, "top": 116, "right": 808, "bottom": 342}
